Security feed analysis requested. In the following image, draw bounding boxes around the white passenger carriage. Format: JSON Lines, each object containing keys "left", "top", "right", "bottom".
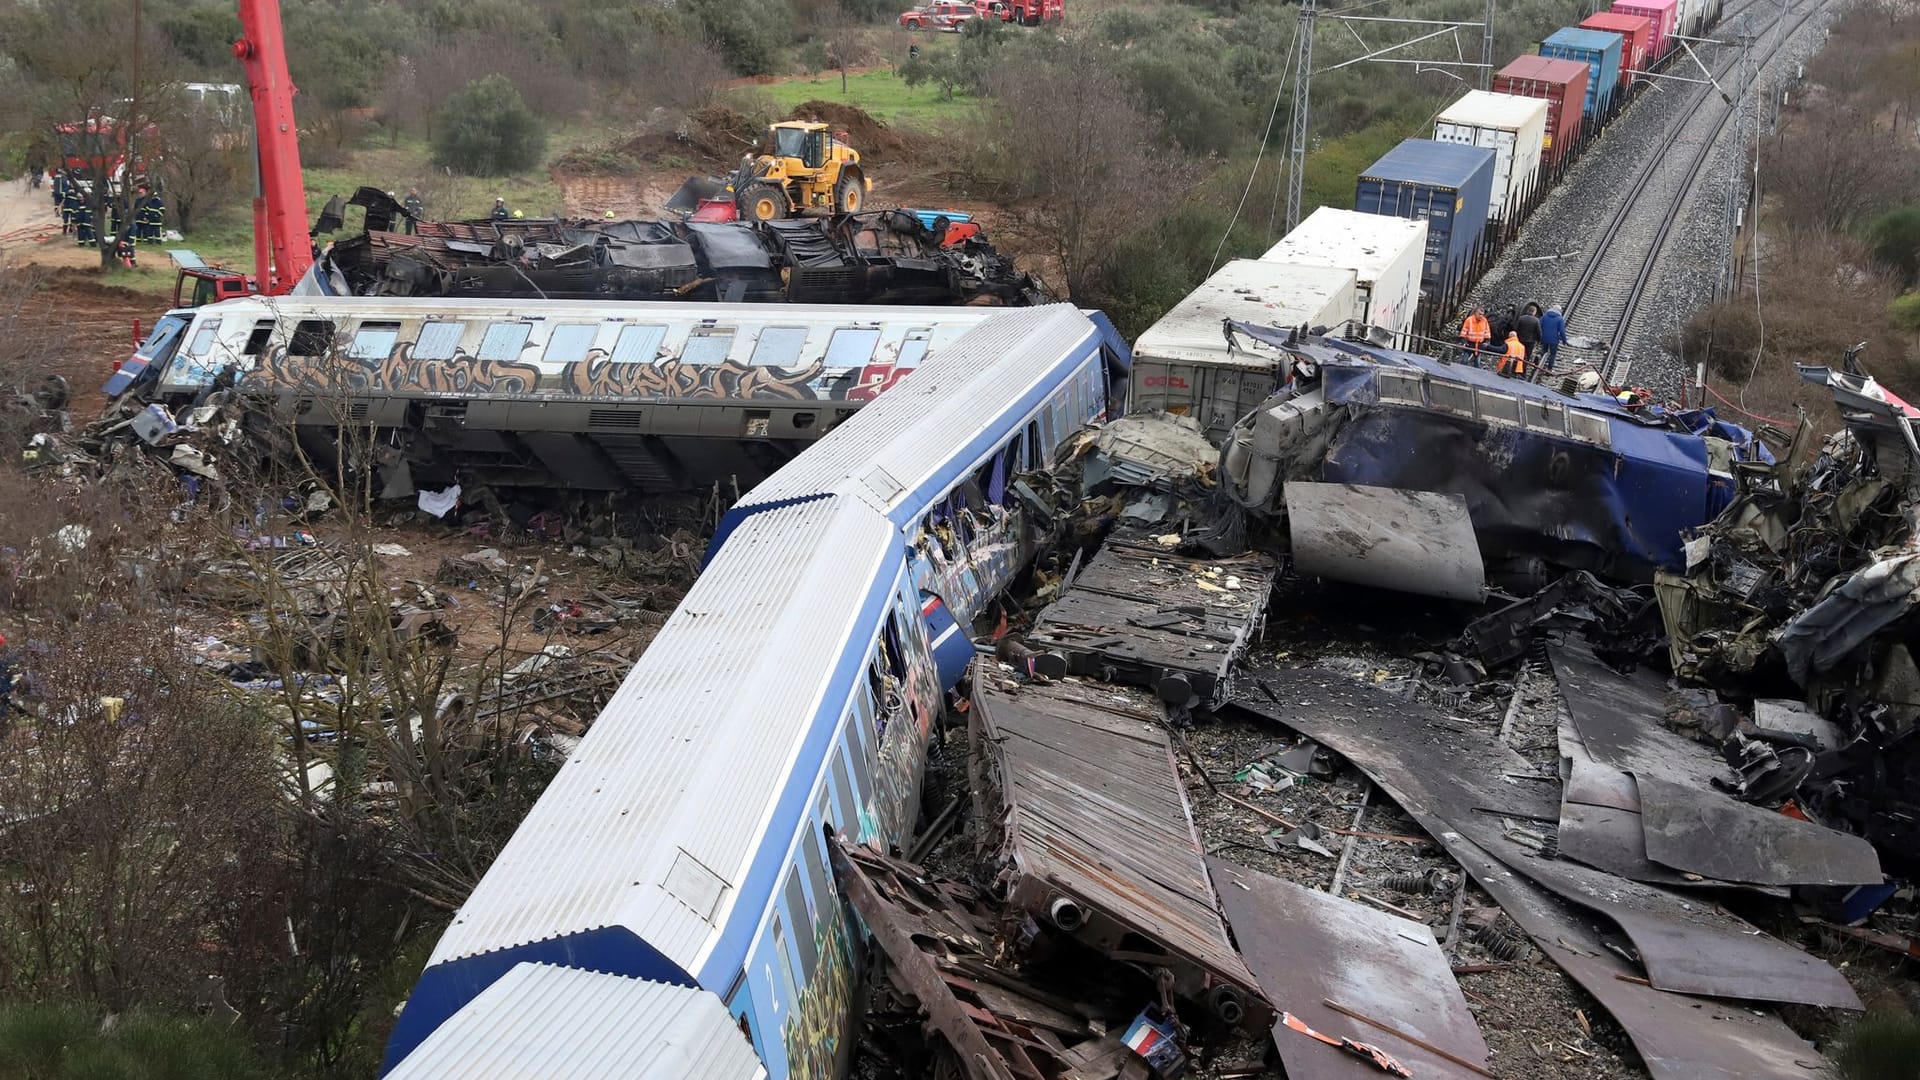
{"left": 384, "top": 305, "right": 1132, "bottom": 1079}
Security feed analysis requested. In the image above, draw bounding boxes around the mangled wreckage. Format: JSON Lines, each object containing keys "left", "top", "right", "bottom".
{"left": 1217, "top": 327, "right": 1773, "bottom": 599}
{"left": 313, "top": 188, "right": 1042, "bottom": 306}
{"left": 825, "top": 336, "right": 1917, "bottom": 1080}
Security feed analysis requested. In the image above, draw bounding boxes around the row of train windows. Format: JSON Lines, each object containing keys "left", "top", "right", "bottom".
{"left": 760, "top": 605, "right": 919, "bottom": 1038}
{"left": 183, "top": 316, "right": 934, "bottom": 370}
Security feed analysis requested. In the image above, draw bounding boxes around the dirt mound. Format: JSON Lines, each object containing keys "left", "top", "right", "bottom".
{"left": 784, "top": 101, "right": 911, "bottom": 163}
{"left": 598, "top": 105, "right": 766, "bottom": 174}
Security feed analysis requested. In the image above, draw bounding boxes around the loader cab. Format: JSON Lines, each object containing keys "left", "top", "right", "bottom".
{"left": 770, "top": 123, "right": 829, "bottom": 171}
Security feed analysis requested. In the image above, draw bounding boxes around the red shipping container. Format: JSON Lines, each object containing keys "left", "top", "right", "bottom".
{"left": 1493, "top": 56, "right": 1590, "bottom": 164}
{"left": 1581, "top": 12, "right": 1653, "bottom": 83}
{"left": 1611, "top": 0, "right": 1677, "bottom": 61}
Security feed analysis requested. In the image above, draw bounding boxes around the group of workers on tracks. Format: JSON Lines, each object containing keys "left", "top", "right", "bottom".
{"left": 1459, "top": 301, "right": 1566, "bottom": 380}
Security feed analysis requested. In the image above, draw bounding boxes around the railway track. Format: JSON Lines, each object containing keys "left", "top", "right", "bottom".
{"left": 1562, "top": 0, "right": 1823, "bottom": 376}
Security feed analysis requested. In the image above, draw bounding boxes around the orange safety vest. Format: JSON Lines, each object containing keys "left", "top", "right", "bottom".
{"left": 1462, "top": 313, "right": 1490, "bottom": 346}
{"left": 1499, "top": 336, "right": 1528, "bottom": 376}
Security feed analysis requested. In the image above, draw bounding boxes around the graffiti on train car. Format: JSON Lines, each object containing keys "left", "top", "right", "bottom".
{"left": 914, "top": 504, "right": 1026, "bottom": 625}
{"left": 241, "top": 342, "right": 917, "bottom": 402}
{"left": 782, "top": 899, "right": 857, "bottom": 1080}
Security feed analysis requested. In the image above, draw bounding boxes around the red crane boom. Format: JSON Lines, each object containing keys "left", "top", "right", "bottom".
{"left": 232, "top": 0, "right": 309, "bottom": 293}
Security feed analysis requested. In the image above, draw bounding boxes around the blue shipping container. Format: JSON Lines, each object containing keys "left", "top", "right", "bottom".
{"left": 1540, "top": 28, "right": 1624, "bottom": 117}
{"left": 1354, "top": 138, "right": 1496, "bottom": 297}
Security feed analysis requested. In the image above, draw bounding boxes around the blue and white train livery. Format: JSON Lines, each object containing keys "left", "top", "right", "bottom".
{"left": 383, "top": 303, "right": 1130, "bottom": 1078}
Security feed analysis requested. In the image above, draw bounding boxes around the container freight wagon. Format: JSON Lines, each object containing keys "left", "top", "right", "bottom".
{"left": 1432, "top": 91, "right": 1549, "bottom": 226}
{"left": 1131, "top": 259, "right": 1357, "bottom": 440}
{"left": 1540, "top": 27, "right": 1625, "bottom": 118}
{"left": 1261, "top": 208, "right": 1426, "bottom": 349}
{"left": 1354, "top": 138, "right": 1495, "bottom": 310}
{"left": 1581, "top": 12, "right": 1653, "bottom": 87}
{"left": 1612, "top": 0, "right": 1677, "bottom": 60}
{"left": 1493, "top": 56, "right": 1591, "bottom": 167}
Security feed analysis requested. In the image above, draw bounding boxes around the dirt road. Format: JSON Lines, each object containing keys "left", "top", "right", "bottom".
{"left": 0, "top": 174, "right": 100, "bottom": 271}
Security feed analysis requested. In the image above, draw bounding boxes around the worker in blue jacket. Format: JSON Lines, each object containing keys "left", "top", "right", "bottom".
{"left": 1540, "top": 305, "right": 1567, "bottom": 372}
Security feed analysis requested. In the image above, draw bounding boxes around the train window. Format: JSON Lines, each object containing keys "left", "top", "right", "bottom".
{"left": 783, "top": 868, "right": 819, "bottom": 979}
{"left": 830, "top": 751, "right": 859, "bottom": 840}
{"left": 1476, "top": 389, "right": 1521, "bottom": 425}
{"left": 842, "top": 741, "right": 875, "bottom": 823}
{"left": 477, "top": 322, "right": 533, "bottom": 361}
{"left": 750, "top": 326, "right": 809, "bottom": 366}
{"left": 799, "top": 821, "right": 832, "bottom": 927}
{"left": 347, "top": 321, "right": 401, "bottom": 360}
{"left": 1025, "top": 421, "right": 1042, "bottom": 470}
{"left": 682, "top": 329, "right": 735, "bottom": 366}
{"left": 1524, "top": 400, "right": 1567, "bottom": 434}
{"left": 897, "top": 330, "right": 933, "bottom": 368}
{"left": 882, "top": 613, "right": 908, "bottom": 682}
{"left": 289, "top": 320, "right": 334, "bottom": 357}
{"left": 544, "top": 323, "right": 600, "bottom": 364}
{"left": 824, "top": 327, "right": 882, "bottom": 369}
{"left": 415, "top": 321, "right": 465, "bottom": 361}
{"left": 241, "top": 320, "right": 274, "bottom": 357}
{"left": 611, "top": 324, "right": 668, "bottom": 363}
{"left": 184, "top": 319, "right": 222, "bottom": 358}
{"left": 769, "top": 916, "right": 801, "bottom": 1018}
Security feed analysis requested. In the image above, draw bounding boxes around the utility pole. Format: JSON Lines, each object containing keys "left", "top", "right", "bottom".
{"left": 1478, "top": 0, "right": 1495, "bottom": 90}
{"left": 1284, "top": 0, "right": 1317, "bottom": 233}
{"left": 1281, "top": 4, "right": 1492, "bottom": 233}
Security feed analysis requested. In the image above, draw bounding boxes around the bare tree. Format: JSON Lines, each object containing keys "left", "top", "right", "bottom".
{"left": 982, "top": 41, "right": 1200, "bottom": 300}
{"left": 157, "top": 107, "right": 250, "bottom": 235}
{"left": 0, "top": 0, "right": 186, "bottom": 269}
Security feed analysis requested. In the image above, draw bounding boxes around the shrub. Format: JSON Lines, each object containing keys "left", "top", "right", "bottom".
{"left": 1870, "top": 205, "right": 1920, "bottom": 285}
{"left": 1892, "top": 292, "right": 1920, "bottom": 332}
{"left": 0, "top": 1002, "right": 271, "bottom": 1079}
{"left": 682, "top": 0, "right": 793, "bottom": 76}
{"left": 431, "top": 75, "right": 548, "bottom": 176}
{"left": 1831, "top": 1013, "right": 1920, "bottom": 1080}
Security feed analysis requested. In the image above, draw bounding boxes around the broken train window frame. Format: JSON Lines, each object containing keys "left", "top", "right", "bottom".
{"left": 476, "top": 321, "right": 534, "bottom": 362}
{"left": 543, "top": 323, "right": 602, "bottom": 365}
{"left": 414, "top": 320, "right": 465, "bottom": 361}
{"left": 347, "top": 321, "right": 403, "bottom": 360}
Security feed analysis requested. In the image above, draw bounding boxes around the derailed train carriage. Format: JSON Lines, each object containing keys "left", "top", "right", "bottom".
{"left": 380, "top": 304, "right": 1131, "bottom": 1079}
{"left": 121, "top": 297, "right": 1048, "bottom": 495}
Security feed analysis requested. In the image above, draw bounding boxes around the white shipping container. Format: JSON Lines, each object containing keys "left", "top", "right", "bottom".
{"left": 1261, "top": 207, "right": 1427, "bottom": 347}
{"left": 1131, "top": 259, "right": 1357, "bottom": 442}
{"left": 1433, "top": 91, "right": 1549, "bottom": 223}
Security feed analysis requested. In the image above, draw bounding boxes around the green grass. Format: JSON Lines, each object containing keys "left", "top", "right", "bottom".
{"left": 731, "top": 68, "right": 979, "bottom": 128}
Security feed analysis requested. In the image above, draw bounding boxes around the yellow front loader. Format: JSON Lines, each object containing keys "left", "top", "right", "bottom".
{"left": 685, "top": 120, "right": 872, "bottom": 223}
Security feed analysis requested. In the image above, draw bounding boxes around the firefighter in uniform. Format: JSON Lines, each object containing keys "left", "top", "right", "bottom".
{"left": 56, "top": 175, "right": 77, "bottom": 234}
{"left": 73, "top": 197, "right": 96, "bottom": 247}
{"left": 402, "top": 187, "right": 424, "bottom": 235}
{"left": 136, "top": 185, "right": 166, "bottom": 242}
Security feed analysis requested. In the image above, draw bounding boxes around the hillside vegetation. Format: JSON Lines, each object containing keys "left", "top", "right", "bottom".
{"left": 4, "top": 0, "right": 1588, "bottom": 330}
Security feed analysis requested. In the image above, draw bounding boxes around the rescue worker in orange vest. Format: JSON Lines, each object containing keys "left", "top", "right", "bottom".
{"left": 1498, "top": 331, "right": 1529, "bottom": 378}
{"left": 1460, "top": 307, "right": 1491, "bottom": 365}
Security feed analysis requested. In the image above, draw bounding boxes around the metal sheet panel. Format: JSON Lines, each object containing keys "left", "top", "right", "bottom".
{"left": 976, "top": 680, "right": 1268, "bottom": 1024}
{"left": 1441, "top": 834, "right": 1828, "bottom": 1080}
{"left": 1210, "top": 858, "right": 1491, "bottom": 1080}
{"left": 1285, "top": 482, "right": 1488, "bottom": 602}
{"left": 387, "top": 963, "right": 766, "bottom": 1080}
{"left": 1637, "top": 775, "right": 1884, "bottom": 887}
{"left": 1232, "top": 671, "right": 1862, "bottom": 1010}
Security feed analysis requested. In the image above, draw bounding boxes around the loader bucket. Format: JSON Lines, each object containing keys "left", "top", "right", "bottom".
{"left": 667, "top": 176, "right": 729, "bottom": 214}
{"left": 690, "top": 197, "right": 740, "bottom": 223}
